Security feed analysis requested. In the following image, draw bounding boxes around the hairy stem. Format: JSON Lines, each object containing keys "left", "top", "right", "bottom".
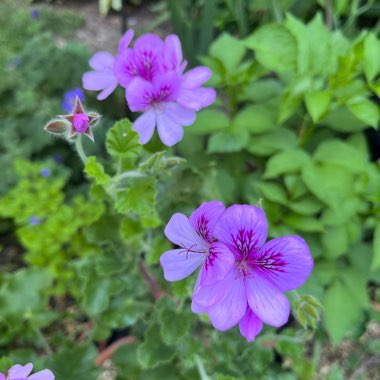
{"left": 75, "top": 135, "right": 88, "bottom": 164}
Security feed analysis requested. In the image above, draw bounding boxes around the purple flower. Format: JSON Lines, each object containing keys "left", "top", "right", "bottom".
{"left": 192, "top": 205, "right": 314, "bottom": 341}
{"left": 82, "top": 30, "right": 134, "bottom": 100}
{"left": 29, "top": 216, "right": 41, "bottom": 225}
{"left": 126, "top": 73, "right": 196, "bottom": 146}
{"left": 61, "top": 88, "right": 85, "bottom": 112}
{"left": 31, "top": 7, "right": 39, "bottom": 20}
{"left": 160, "top": 201, "right": 234, "bottom": 284}
{"left": 40, "top": 168, "right": 51, "bottom": 177}
{"left": 2, "top": 363, "right": 54, "bottom": 380}
{"left": 82, "top": 29, "right": 216, "bottom": 146}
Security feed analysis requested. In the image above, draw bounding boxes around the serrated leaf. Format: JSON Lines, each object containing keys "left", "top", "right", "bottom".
{"left": 244, "top": 24, "right": 297, "bottom": 72}
{"left": 324, "top": 280, "right": 362, "bottom": 344}
{"left": 305, "top": 91, "right": 331, "bottom": 122}
{"left": 232, "top": 105, "right": 276, "bottom": 135}
{"left": 313, "top": 139, "right": 367, "bottom": 174}
{"left": 264, "top": 149, "right": 310, "bottom": 179}
{"left": 137, "top": 323, "right": 176, "bottom": 368}
{"left": 84, "top": 156, "right": 110, "bottom": 186}
{"left": 106, "top": 119, "right": 141, "bottom": 160}
{"left": 210, "top": 33, "right": 246, "bottom": 73}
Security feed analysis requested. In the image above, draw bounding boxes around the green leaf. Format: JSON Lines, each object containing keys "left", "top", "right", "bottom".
{"left": 84, "top": 156, "right": 110, "bottom": 186}
{"left": 283, "top": 214, "right": 325, "bottom": 232}
{"left": 232, "top": 105, "right": 276, "bottom": 135}
{"left": 137, "top": 323, "right": 176, "bottom": 368}
{"left": 157, "top": 297, "right": 194, "bottom": 345}
{"left": 187, "top": 109, "right": 230, "bottom": 135}
{"left": 48, "top": 344, "right": 99, "bottom": 380}
{"left": 371, "top": 221, "right": 380, "bottom": 271}
{"left": 324, "top": 280, "right": 362, "bottom": 344}
{"left": 208, "top": 131, "right": 249, "bottom": 153}
{"left": 305, "top": 91, "right": 331, "bottom": 123}
{"left": 302, "top": 162, "right": 354, "bottom": 208}
{"left": 246, "top": 128, "right": 297, "bottom": 156}
{"left": 244, "top": 24, "right": 297, "bottom": 72}
{"left": 106, "top": 119, "right": 141, "bottom": 159}
{"left": 264, "top": 149, "right": 310, "bottom": 179}
{"left": 321, "top": 226, "right": 349, "bottom": 258}
{"left": 286, "top": 196, "right": 323, "bottom": 216}
{"left": 322, "top": 106, "right": 367, "bottom": 132}
{"left": 313, "top": 139, "right": 367, "bottom": 174}
{"left": 82, "top": 278, "right": 112, "bottom": 315}
{"left": 256, "top": 182, "right": 288, "bottom": 205}
{"left": 347, "top": 99, "right": 379, "bottom": 128}
{"left": 209, "top": 33, "right": 246, "bottom": 73}
{"left": 363, "top": 33, "right": 380, "bottom": 82}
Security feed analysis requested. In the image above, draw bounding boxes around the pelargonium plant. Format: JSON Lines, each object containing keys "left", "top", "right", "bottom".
{"left": 160, "top": 202, "right": 314, "bottom": 341}
{"left": 82, "top": 29, "right": 216, "bottom": 146}
{"left": 0, "top": 363, "right": 54, "bottom": 380}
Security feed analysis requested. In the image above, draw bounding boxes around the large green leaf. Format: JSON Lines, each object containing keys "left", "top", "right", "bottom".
{"left": 264, "top": 149, "right": 310, "bottom": 179}
{"left": 302, "top": 162, "right": 354, "bottom": 208}
{"left": 106, "top": 119, "right": 141, "bottom": 160}
{"left": 187, "top": 109, "right": 230, "bottom": 135}
{"left": 324, "top": 280, "right": 362, "bottom": 344}
{"left": 244, "top": 24, "right": 297, "bottom": 72}
{"left": 232, "top": 105, "right": 276, "bottom": 135}
{"left": 305, "top": 91, "right": 332, "bottom": 123}
{"left": 363, "top": 32, "right": 380, "bottom": 82}
{"left": 208, "top": 131, "right": 249, "bottom": 153}
{"left": 313, "top": 139, "right": 367, "bottom": 174}
{"left": 210, "top": 33, "right": 246, "bottom": 73}
{"left": 347, "top": 99, "right": 379, "bottom": 128}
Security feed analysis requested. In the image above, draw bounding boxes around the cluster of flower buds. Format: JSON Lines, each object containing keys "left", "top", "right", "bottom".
{"left": 160, "top": 202, "right": 314, "bottom": 341}
{"left": 82, "top": 30, "right": 216, "bottom": 146}
{"left": 44, "top": 97, "right": 100, "bottom": 142}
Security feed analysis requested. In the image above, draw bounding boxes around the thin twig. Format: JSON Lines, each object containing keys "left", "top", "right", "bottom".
{"left": 325, "top": 0, "right": 333, "bottom": 30}
{"left": 139, "top": 262, "right": 164, "bottom": 300}
{"left": 95, "top": 336, "right": 137, "bottom": 366}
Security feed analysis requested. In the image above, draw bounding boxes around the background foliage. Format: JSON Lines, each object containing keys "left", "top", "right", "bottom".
{"left": 0, "top": 0, "right": 379, "bottom": 379}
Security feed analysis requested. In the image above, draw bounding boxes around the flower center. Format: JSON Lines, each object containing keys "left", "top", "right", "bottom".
{"left": 73, "top": 113, "right": 89, "bottom": 133}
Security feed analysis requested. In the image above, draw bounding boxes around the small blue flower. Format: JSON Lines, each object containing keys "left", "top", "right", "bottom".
{"left": 62, "top": 88, "right": 85, "bottom": 113}
{"left": 31, "top": 7, "right": 39, "bottom": 20}
{"left": 54, "top": 154, "right": 63, "bottom": 164}
{"left": 29, "top": 216, "right": 41, "bottom": 225}
{"left": 40, "top": 168, "right": 51, "bottom": 177}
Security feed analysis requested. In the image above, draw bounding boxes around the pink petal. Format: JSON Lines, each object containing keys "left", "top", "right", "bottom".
{"left": 152, "top": 73, "right": 181, "bottom": 102}
{"left": 0, "top": 373, "right": 5, "bottom": 380}
{"left": 207, "top": 268, "right": 247, "bottom": 330}
{"left": 193, "top": 272, "right": 233, "bottom": 309}
{"left": 132, "top": 109, "right": 156, "bottom": 144}
{"left": 163, "top": 35, "right": 183, "bottom": 70}
{"left": 254, "top": 236, "right": 314, "bottom": 292}
{"left": 164, "top": 213, "right": 208, "bottom": 250}
{"left": 213, "top": 205, "right": 268, "bottom": 258}
{"left": 134, "top": 33, "right": 164, "bottom": 53}
{"left": 28, "top": 369, "right": 55, "bottom": 380}
{"left": 182, "top": 67, "right": 212, "bottom": 88}
{"left": 189, "top": 201, "right": 225, "bottom": 242}
{"left": 160, "top": 248, "right": 205, "bottom": 281}
{"left": 177, "top": 88, "right": 216, "bottom": 111}
{"left": 156, "top": 110, "right": 184, "bottom": 146}
{"left": 200, "top": 242, "right": 235, "bottom": 286}
{"left": 239, "top": 308, "right": 263, "bottom": 342}
{"left": 245, "top": 274, "right": 290, "bottom": 327}
{"left": 114, "top": 49, "right": 135, "bottom": 88}
{"left": 191, "top": 271, "right": 207, "bottom": 314}
{"left": 163, "top": 103, "right": 196, "bottom": 126}
{"left": 8, "top": 363, "right": 33, "bottom": 379}
{"left": 126, "top": 77, "right": 154, "bottom": 112}
{"left": 97, "top": 81, "right": 118, "bottom": 100}
{"left": 118, "top": 29, "right": 135, "bottom": 53}
{"left": 82, "top": 72, "right": 117, "bottom": 92}
{"left": 89, "top": 51, "right": 115, "bottom": 71}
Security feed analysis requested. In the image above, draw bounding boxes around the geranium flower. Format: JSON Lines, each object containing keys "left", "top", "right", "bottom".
{"left": 1, "top": 363, "right": 54, "bottom": 380}
{"left": 82, "top": 30, "right": 134, "bottom": 100}
{"left": 160, "top": 201, "right": 234, "bottom": 285}
{"left": 44, "top": 97, "right": 100, "bottom": 142}
{"left": 192, "top": 205, "right": 314, "bottom": 341}
{"left": 126, "top": 72, "right": 196, "bottom": 146}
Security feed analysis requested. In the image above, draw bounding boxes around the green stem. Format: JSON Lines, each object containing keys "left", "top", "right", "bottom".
{"left": 195, "top": 355, "right": 210, "bottom": 380}
{"left": 34, "top": 326, "right": 53, "bottom": 356}
{"left": 75, "top": 135, "right": 88, "bottom": 165}
{"left": 271, "top": 0, "right": 283, "bottom": 23}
